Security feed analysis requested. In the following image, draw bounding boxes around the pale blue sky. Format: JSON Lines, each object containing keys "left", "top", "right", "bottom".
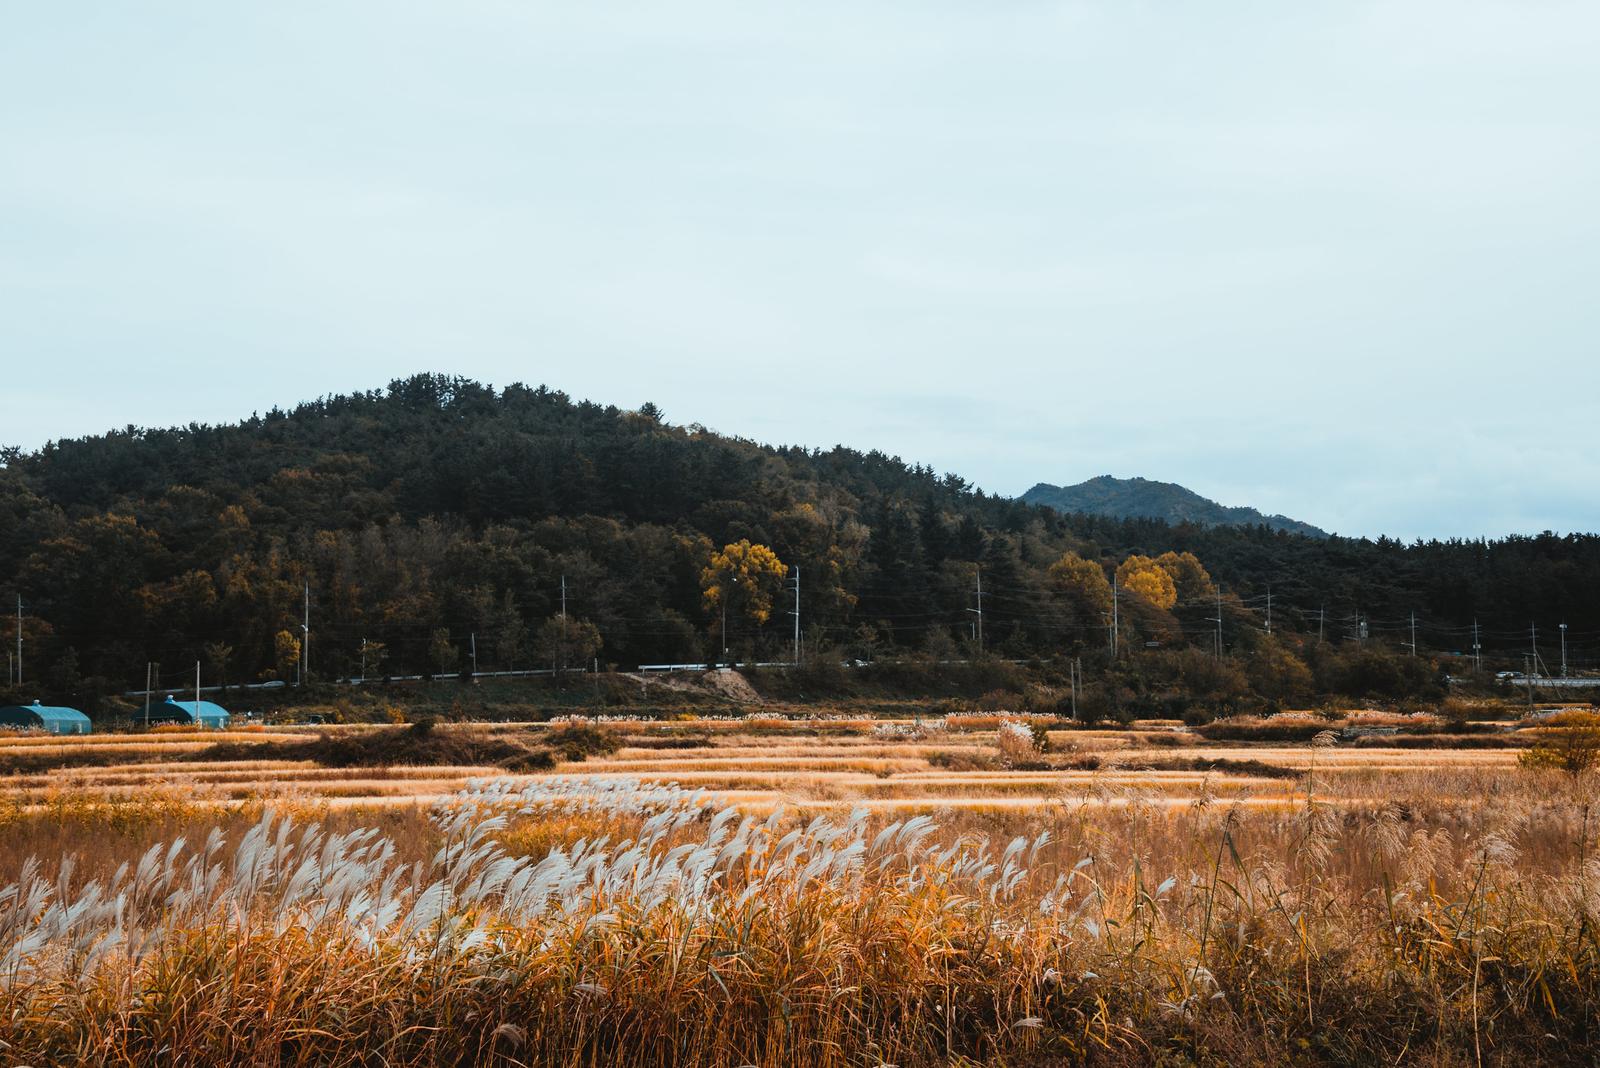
{"left": 3, "top": 3, "right": 1597, "bottom": 539}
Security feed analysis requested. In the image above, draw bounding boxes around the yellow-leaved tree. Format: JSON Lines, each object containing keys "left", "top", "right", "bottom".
{"left": 1154, "top": 550, "right": 1215, "bottom": 603}
{"left": 1116, "top": 555, "right": 1178, "bottom": 611}
{"left": 701, "top": 540, "right": 788, "bottom": 631}
{"left": 1048, "top": 551, "right": 1113, "bottom": 618}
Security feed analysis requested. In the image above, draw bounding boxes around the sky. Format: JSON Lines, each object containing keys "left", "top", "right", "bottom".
{"left": 2, "top": 3, "right": 1597, "bottom": 541}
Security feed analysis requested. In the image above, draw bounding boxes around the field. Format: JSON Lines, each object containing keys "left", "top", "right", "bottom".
{"left": 2, "top": 709, "right": 1598, "bottom": 1066}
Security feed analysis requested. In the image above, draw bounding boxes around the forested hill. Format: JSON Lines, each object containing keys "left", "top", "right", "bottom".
{"left": 1023, "top": 476, "right": 1329, "bottom": 538}
{"left": 2, "top": 373, "right": 1598, "bottom": 700}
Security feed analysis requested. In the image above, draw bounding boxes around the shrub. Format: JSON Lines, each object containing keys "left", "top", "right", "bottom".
{"left": 1026, "top": 720, "right": 1051, "bottom": 752}
{"left": 926, "top": 748, "right": 997, "bottom": 771}
{"left": 1520, "top": 711, "right": 1600, "bottom": 774}
{"left": 1022, "top": 684, "right": 1072, "bottom": 717}
{"left": 543, "top": 723, "right": 620, "bottom": 761}
{"left": 994, "top": 720, "right": 1042, "bottom": 768}
{"left": 974, "top": 689, "right": 1023, "bottom": 713}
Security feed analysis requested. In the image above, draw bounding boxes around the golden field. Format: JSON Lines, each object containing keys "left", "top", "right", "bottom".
{"left": 1, "top": 711, "right": 1598, "bottom": 1066}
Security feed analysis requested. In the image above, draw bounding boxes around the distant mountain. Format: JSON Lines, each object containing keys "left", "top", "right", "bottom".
{"left": 1021, "top": 475, "right": 1329, "bottom": 538}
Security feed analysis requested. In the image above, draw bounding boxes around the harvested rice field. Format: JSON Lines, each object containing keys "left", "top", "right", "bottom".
{"left": 4, "top": 709, "right": 1600, "bottom": 1066}
{"left": 0, "top": 712, "right": 1530, "bottom": 814}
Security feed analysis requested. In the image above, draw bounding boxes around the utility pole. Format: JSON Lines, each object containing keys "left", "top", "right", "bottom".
{"left": 301, "top": 581, "right": 310, "bottom": 685}
{"left": 788, "top": 566, "right": 801, "bottom": 665}
{"left": 1215, "top": 588, "right": 1224, "bottom": 659}
{"left": 360, "top": 638, "right": 367, "bottom": 681}
{"left": 194, "top": 660, "right": 201, "bottom": 709}
{"left": 1110, "top": 574, "right": 1119, "bottom": 658}
{"left": 1069, "top": 658, "right": 1078, "bottom": 720}
{"left": 1524, "top": 655, "right": 1535, "bottom": 713}
{"left": 1265, "top": 586, "right": 1272, "bottom": 635}
{"left": 967, "top": 567, "right": 984, "bottom": 656}
{"left": 470, "top": 632, "right": 478, "bottom": 675}
{"left": 560, "top": 575, "right": 568, "bottom": 671}
{"left": 1560, "top": 622, "right": 1568, "bottom": 678}
{"left": 144, "top": 662, "right": 152, "bottom": 721}
{"left": 14, "top": 594, "right": 21, "bottom": 687}
{"left": 1472, "top": 619, "right": 1482, "bottom": 672}
{"left": 1530, "top": 621, "right": 1541, "bottom": 677}
{"left": 1318, "top": 605, "right": 1325, "bottom": 643}
{"left": 1409, "top": 612, "right": 1417, "bottom": 657}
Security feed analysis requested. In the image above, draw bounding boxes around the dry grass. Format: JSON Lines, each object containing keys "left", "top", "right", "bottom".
{"left": 2, "top": 770, "right": 1600, "bottom": 1064}
{"left": 2, "top": 717, "right": 1600, "bottom": 1064}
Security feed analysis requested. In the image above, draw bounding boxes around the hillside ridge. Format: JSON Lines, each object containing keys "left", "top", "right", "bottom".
{"left": 1022, "top": 475, "right": 1329, "bottom": 538}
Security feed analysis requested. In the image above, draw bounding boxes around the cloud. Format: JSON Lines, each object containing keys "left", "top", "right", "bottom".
{"left": 1, "top": 2, "right": 1596, "bottom": 539}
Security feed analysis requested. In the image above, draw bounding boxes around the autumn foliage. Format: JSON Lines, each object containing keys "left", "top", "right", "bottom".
{"left": 700, "top": 540, "right": 788, "bottom": 625}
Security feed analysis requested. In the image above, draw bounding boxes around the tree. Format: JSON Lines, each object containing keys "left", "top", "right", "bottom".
{"left": 202, "top": 641, "right": 234, "bottom": 692}
{"left": 50, "top": 646, "right": 82, "bottom": 694}
{"left": 1117, "top": 555, "right": 1178, "bottom": 611}
{"left": 1048, "top": 552, "right": 1113, "bottom": 618}
{"left": 359, "top": 638, "right": 388, "bottom": 679}
{"left": 766, "top": 502, "right": 864, "bottom": 629}
{"left": 1155, "top": 551, "right": 1215, "bottom": 604}
{"left": 534, "top": 615, "right": 602, "bottom": 673}
{"left": 700, "top": 540, "right": 787, "bottom": 644}
{"left": 853, "top": 621, "right": 886, "bottom": 664}
{"left": 494, "top": 592, "right": 530, "bottom": 671}
{"left": 273, "top": 630, "right": 301, "bottom": 682}
{"left": 1241, "top": 634, "right": 1313, "bottom": 705}
{"left": 427, "top": 628, "right": 459, "bottom": 675}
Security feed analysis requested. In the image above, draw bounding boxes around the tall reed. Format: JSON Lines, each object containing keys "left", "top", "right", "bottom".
{"left": 1, "top": 773, "right": 1598, "bottom": 1065}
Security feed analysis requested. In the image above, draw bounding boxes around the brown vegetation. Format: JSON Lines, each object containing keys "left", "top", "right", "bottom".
{"left": 2, "top": 713, "right": 1598, "bottom": 1064}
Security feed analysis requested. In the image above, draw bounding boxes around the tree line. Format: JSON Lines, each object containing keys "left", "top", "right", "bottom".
{"left": 1, "top": 374, "right": 1597, "bottom": 713}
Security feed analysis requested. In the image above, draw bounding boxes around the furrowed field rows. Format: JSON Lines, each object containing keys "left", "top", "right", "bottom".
{"left": 2, "top": 707, "right": 1597, "bottom": 1066}
{"left": 0, "top": 718, "right": 1523, "bottom": 811}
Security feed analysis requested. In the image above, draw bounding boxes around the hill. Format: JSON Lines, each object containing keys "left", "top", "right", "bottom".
{"left": 1, "top": 373, "right": 1597, "bottom": 712}
{"left": 1022, "top": 476, "right": 1329, "bottom": 538}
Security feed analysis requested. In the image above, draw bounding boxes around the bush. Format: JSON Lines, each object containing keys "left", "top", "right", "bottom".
{"left": 993, "top": 720, "right": 1043, "bottom": 768}
{"left": 1026, "top": 720, "right": 1051, "bottom": 752}
{"left": 1438, "top": 698, "right": 1474, "bottom": 732}
{"left": 1520, "top": 712, "right": 1600, "bottom": 774}
{"left": 1196, "top": 713, "right": 1328, "bottom": 743}
{"left": 1022, "top": 684, "right": 1073, "bottom": 718}
{"left": 543, "top": 723, "right": 620, "bottom": 761}
{"left": 974, "top": 689, "right": 1024, "bottom": 713}
{"left": 926, "top": 749, "right": 998, "bottom": 772}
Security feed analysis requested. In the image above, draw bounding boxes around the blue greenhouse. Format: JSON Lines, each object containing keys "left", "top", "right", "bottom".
{"left": 141, "top": 696, "right": 231, "bottom": 729}
{"left": 0, "top": 700, "right": 92, "bottom": 735}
